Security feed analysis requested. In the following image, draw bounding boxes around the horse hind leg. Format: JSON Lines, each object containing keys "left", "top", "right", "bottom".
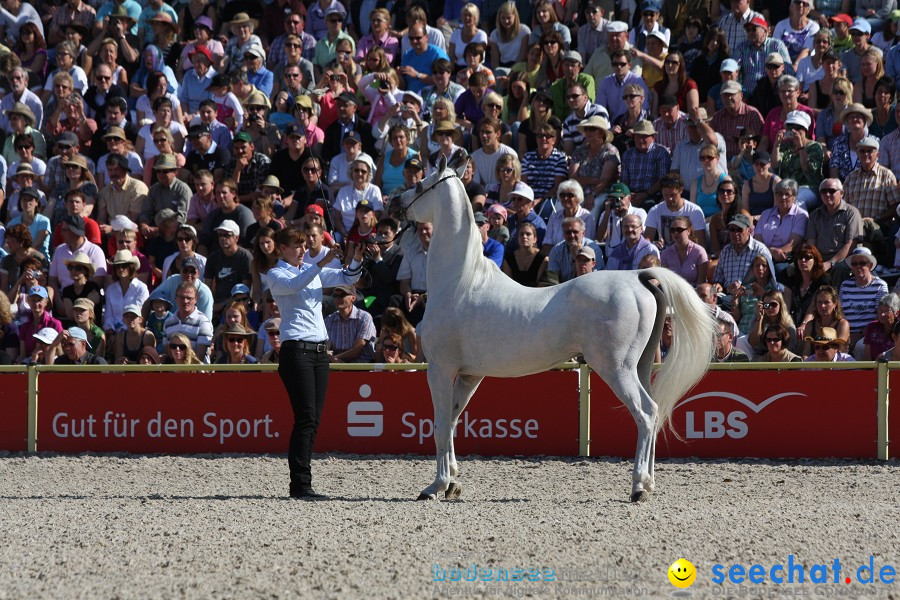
{"left": 584, "top": 349, "right": 657, "bottom": 502}
{"left": 418, "top": 367, "right": 456, "bottom": 500}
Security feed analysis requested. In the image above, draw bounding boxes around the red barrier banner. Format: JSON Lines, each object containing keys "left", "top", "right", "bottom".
{"left": 0, "top": 372, "right": 28, "bottom": 452}
{"left": 36, "top": 370, "right": 580, "bottom": 456}
{"left": 589, "top": 370, "right": 878, "bottom": 459}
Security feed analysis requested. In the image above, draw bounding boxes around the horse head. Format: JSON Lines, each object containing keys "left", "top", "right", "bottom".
{"left": 388, "top": 153, "right": 468, "bottom": 224}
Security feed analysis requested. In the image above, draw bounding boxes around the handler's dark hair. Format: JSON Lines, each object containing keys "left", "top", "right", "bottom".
{"left": 276, "top": 226, "right": 307, "bottom": 247}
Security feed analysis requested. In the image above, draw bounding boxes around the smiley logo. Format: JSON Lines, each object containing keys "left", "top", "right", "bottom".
{"left": 668, "top": 558, "right": 697, "bottom": 588}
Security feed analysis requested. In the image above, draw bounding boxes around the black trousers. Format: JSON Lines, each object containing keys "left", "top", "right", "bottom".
{"left": 278, "top": 342, "right": 329, "bottom": 493}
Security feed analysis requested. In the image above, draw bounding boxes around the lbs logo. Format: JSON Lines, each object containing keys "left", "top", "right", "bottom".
{"left": 346, "top": 385, "right": 383, "bottom": 437}
{"left": 675, "top": 392, "right": 805, "bottom": 439}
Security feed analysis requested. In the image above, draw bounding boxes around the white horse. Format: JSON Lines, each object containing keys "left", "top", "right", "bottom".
{"left": 391, "top": 156, "right": 715, "bottom": 502}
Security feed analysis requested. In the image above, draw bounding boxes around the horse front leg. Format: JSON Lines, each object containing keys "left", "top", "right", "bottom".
{"left": 444, "top": 374, "right": 483, "bottom": 499}
{"left": 418, "top": 368, "right": 455, "bottom": 500}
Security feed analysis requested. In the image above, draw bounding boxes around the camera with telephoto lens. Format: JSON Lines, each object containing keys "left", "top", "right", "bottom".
{"left": 608, "top": 197, "right": 623, "bottom": 211}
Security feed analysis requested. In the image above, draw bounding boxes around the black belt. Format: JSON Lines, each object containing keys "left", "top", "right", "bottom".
{"left": 283, "top": 340, "right": 328, "bottom": 353}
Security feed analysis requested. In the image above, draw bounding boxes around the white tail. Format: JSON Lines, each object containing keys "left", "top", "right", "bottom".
{"left": 644, "top": 268, "right": 716, "bottom": 434}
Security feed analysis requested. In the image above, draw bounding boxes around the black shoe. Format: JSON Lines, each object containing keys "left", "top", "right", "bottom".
{"left": 290, "top": 488, "right": 327, "bottom": 499}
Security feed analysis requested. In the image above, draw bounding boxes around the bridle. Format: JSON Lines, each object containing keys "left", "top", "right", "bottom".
{"left": 392, "top": 173, "right": 458, "bottom": 237}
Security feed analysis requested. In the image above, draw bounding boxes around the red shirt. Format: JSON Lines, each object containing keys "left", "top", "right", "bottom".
{"left": 51, "top": 217, "right": 102, "bottom": 248}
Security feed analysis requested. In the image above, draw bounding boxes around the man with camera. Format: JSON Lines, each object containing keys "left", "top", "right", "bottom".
{"left": 594, "top": 183, "right": 647, "bottom": 248}
{"left": 88, "top": 4, "right": 139, "bottom": 67}
{"left": 243, "top": 90, "right": 283, "bottom": 159}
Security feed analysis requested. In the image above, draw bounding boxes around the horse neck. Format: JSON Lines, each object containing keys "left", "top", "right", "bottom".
{"left": 427, "top": 181, "right": 484, "bottom": 285}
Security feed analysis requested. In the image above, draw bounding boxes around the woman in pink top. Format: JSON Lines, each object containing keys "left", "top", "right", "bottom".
{"left": 660, "top": 216, "right": 709, "bottom": 285}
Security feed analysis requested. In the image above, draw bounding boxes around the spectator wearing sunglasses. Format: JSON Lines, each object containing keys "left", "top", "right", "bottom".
{"left": 754, "top": 323, "right": 802, "bottom": 361}
{"left": 714, "top": 317, "right": 752, "bottom": 362}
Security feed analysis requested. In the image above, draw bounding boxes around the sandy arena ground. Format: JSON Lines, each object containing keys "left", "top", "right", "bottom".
{"left": 1, "top": 453, "right": 899, "bottom": 599}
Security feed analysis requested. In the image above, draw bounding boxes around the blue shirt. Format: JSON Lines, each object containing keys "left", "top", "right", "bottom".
{"left": 401, "top": 45, "right": 450, "bottom": 93}
{"left": 483, "top": 237, "right": 504, "bottom": 267}
{"left": 596, "top": 72, "right": 650, "bottom": 122}
{"left": 264, "top": 258, "right": 362, "bottom": 342}
{"left": 148, "top": 275, "right": 215, "bottom": 320}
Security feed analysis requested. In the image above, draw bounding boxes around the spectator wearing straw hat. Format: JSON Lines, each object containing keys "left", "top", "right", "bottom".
{"left": 49, "top": 214, "right": 107, "bottom": 294}
{"left": 840, "top": 246, "right": 888, "bottom": 345}
{"left": 95, "top": 128, "right": 144, "bottom": 187}
{"left": 324, "top": 284, "right": 376, "bottom": 363}
{"left": 259, "top": 318, "right": 282, "bottom": 363}
{"left": 140, "top": 153, "right": 191, "bottom": 238}
{"left": 216, "top": 323, "right": 258, "bottom": 364}
{"left": 59, "top": 251, "right": 100, "bottom": 325}
{"left": 620, "top": 120, "right": 671, "bottom": 208}
{"left": 561, "top": 91, "right": 609, "bottom": 154}
{"left": 803, "top": 326, "right": 855, "bottom": 361}
{"left": 2, "top": 102, "right": 44, "bottom": 167}
{"left": 105, "top": 249, "right": 150, "bottom": 335}
{"left": 0, "top": 72, "right": 43, "bottom": 132}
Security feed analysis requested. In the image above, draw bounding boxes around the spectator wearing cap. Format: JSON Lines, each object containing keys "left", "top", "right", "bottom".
{"left": 760, "top": 75, "right": 816, "bottom": 152}
{"left": 327, "top": 131, "right": 376, "bottom": 195}
{"left": 203, "top": 180, "right": 256, "bottom": 252}
{"left": 139, "top": 153, "right": 191, "bottom": 238}
{"left": 242, "top": 44, "right": 273, "bottom": 97}
{"left": 18, "top": 286, "right": 63, "bottom": 360}
{"left": 41, "top": 133, "right": 95, "bottom": 200}
{"left": 48, "top": 326, "right": 108, "bottom": 365}
{"left": 334, "top": 160, "right": 384, "bottom": 239}
{"left": 474, "top": 211, "right": 505, "bottom": 267}
{"left": 243, "top": 92, "right": 283, "bottom": 159}
{"left": 839, "top": 246, "right": 889, "bottom": 347}
{"left": 541, "top": 217, "right": 604, "bottom": 285}
{"left": 711, "top": 213, "right": 774, "bottom": 295}
{"left": 184, "top": 124, "right": 230, "bottom": 184}
{"left": 48, "top": 187, "right": 102, "bottom": 250}
{"left": 705, "top": 59, "right": 741, "bottom": 114}
{"left": 841, "top": 18, "right": 882, "bottom": 83}
{"left": 270, "top": 124, "right": 316, "bottom": 196}
{"left": 96, "top": 128, "right": 144, "bottom": 188}
{"left": 400, "top": 22, "right": 451, "bottom": 94}
{"left": 644, "top": 173, "right": 707, "bottom": 248}
{"left": 324, "top": 284, "right": 376, "bottom": 362}
{"left": 355, "top": 217, "right": 403, "bottom": 320}
{"left": 401, "top": 157, "right": 426, "bottom": 191}
{"left": 179, "top": 46, "right": 216, "bottom": 116}
{"left": 48, "top": 214, "right": 107, "bottom": 295}
{"left": 843, "top": 135, "right": 899, "bottom": 227}
{"left": 306, "top": 0, "right": 346, "bottom": 40}
{"left": 584, "top": 21, "right": 641, "bottom": 85}
{"left": 4, "top": 164, "right": 44, "bottom": 226}
{"left": 175, "top": 15, "right": 223, "bottom": 73}
{"left": 505, "top": 182, "right": 547, "bottom": 251}
{"left": 596, "top": 49, "right": 651, "bottom": 123}
{"left": 196, "top": 99, "right": 234, "bottom": 154}
{"left": 652, "top": 95, "right": 689, "bottom": 154}
{"left": 97, "top": 153, "right": 148, "bottom": 236}
{"left": 3, "top": 104, "right": 45, "bottom": 173}
{"left": 805, "top": 178, "right": 864, "bottom": 277}
{"left": 717, "top": 0, "right": 765, "bottom": 52}
{"left": 314, "top": 7, "right": 355, "bottom": 69}
{"left": 87, "top": 98, "right": 138, "bottom": 163}
{"left": 733, "top": 18, "right": 793, "bottom": 96}
{"left": 112, "top": 303, "right": 156, "bottom": 363}
{"left": 620, "top": 120, "right": 672, "bottom": 207}
{"left": 146, "top": 255, "right": 214, "bottom": 319}
{"left": 226, "top": 131, "right": 271, "bottom": 204}
{"left": 711, "top": 79, "right": 765, "bottom": 158}
{"left": 771, "top": 110, "right": 824, "bottom": 208}
{"left": 286, "top": 157, "right": 334, "bottom": 228}
{"left": 0, "top": 69, "right": 43, "bottom": 132}
{"left": 259, "top": 317, "right": 282, "bottom": 363}
{"left": 205, "top": 220, "right": 253, "bottom": 317}
{"left": 321, "top": 91, "right": 377, "bottom": 164}
{"left": 629, "top": 0, "right": 670, "bottom": 51}
{"left": 595, "top": 182, "right": 648, "bottom": 246}
{"left": 161, "top": 223, "right": 206, "bottom": 281}
{"left": 802, "top": 41, "right": 842, "bottom": 97}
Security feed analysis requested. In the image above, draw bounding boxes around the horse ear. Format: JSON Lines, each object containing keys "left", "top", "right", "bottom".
{"left": 437, "top": 152, "right": 448, "bottom": 173}
{"left": 453, "top": 156, "right": 468, "bottom": 179}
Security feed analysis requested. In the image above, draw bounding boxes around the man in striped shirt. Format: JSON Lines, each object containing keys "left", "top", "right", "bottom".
{"left": 732, "top": 17, "right": 792, "bottom": 95}
{"left": 839, "top": 247, "right": 888, "bottom": 348}
{"left": 522, "top": 124, "right": 569, "bottom": 216}
{"left": 163, "top": 282, "right": 214, "bottom": 360}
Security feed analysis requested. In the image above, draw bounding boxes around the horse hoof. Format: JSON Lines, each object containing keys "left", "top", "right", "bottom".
{"left": 630, "top": 490, "right": 650, "bottom": 503}
{"left": 445, "top": 482, "right": 463, "bottom": 500}
{"left": 417, "top": 492, "right": 436, "bottom": 501}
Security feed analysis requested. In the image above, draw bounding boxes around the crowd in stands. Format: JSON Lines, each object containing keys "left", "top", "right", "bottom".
{"left": 0, "top": 0, "right": 899, "bottom": 366}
